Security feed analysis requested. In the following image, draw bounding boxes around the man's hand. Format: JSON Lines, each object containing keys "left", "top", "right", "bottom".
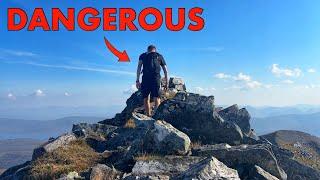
{"left": 136, "top": 81, "right": 141, "bottom": 89}
{"left": 164, "top": 79, "right": 169, "bottom": 91}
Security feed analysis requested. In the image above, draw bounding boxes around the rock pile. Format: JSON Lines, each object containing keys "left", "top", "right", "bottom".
{"left": 1, "top": 77, "right": 320, "bottom": 180}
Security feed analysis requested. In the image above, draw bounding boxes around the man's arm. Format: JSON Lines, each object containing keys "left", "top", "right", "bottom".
{"left": 162, "top": 65, "right": 169, "bottom": 90}
{"left": 136, "top": 60, "right": 143, "bottom": 89}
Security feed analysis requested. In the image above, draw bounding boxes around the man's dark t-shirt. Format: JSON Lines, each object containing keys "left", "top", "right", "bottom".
{"left": 139, "top": 52, "right": 166, "bottom": 98}
{"left": 139, "top": 52, "right": 166, "bottom": 81}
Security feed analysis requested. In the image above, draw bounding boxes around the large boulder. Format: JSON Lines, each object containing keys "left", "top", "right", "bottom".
{"left": 131, "top": 156, "right": 204, "bottom": 177}
{"left": 136, "top": 114, "right": 191, "bottom": 155}
{"left": 32, "top": 133, "right": 77, "bottom": 160}
{"left": 105, "top": 113, "right": 191, "bottom": 171}
{"left": 168, "top": 77, "right": 186, "bottom": 91}
{"left": 176, "top": 157, "right": 240, "bottom": 180}
{"left": 72, "top": 123, "right": 118, "bottom": 152}
{"left": 72, "top": 123, "right": 118, "bottom": 138}
{"left": 154, "top": 92, "right": 243, "bottom": 145}
{"left": 192, "top": 144, "right": 287, "bottom": 180}
{"left": 90, "top": 164, "right": 123, "bottom": 180}
{"left": 106, "top": 113, "right": 190, "bottom": 156}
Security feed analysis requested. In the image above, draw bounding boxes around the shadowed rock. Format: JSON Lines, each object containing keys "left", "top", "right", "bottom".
{"left": 32, "top": 133, "right": 76, "bottom": 160}
{"left": 154, "top": 92, "right": 243, "bottom": 145}
{"left": 192, "top": 144, "right": 287, "bottom": 180}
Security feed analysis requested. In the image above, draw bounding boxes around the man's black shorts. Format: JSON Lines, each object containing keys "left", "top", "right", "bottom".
{"left": 141, "top": 79, "right": 160, "bottom": 99}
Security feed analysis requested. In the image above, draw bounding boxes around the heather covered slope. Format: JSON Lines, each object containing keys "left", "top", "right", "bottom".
{"left": 262, "top": 130, "right": 320, "bottom": 171}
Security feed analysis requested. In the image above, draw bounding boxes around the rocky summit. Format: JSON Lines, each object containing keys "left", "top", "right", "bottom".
{"left": 1, "top": 77, "right": 320, "bottom": 180}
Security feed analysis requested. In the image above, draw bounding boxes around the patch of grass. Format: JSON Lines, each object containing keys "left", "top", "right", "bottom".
{"left": 124, "top": 118, "right": 136, "bottom": 129}
{"left": 281, "top": 143, "right": 320, "bottom": 171}
{"left": 30, "top": 139, "right": 102, "bottom": 179}
{"left": 190, "top": 141, "right": 202, "bottom": 149}
{"left": 134, "top": 153, "right": 162, "bottom": 161}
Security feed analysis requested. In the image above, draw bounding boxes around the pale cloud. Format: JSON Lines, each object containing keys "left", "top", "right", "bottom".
{"left": 282, "top": 80, "right": 294, "bottom": 84}
{"left": 123, "top": 84, "right": 138, "bottom": 94}
{"left": 194, "top": 87, "right": 205, "bottom": 93}
{"left": 304, "top": 84, "right": 320, "bottom": 89}
{"left": 32, "top": 89, "right": 46, "bottom": 97}
{"left": 64, "top": 92, "right": 71, "bottom": 97}
{"left": 179, "top": 46, "right": 224, "bottom": 52}
{"left": 193, "top": 87, "right": 216, "bottom": 94}
{"left": 0, "top": 49, "right": 37, "bottom": 57}
{"left": 223, "top": 85, "right": 242, "bottom": 90}
{"left": 307, "top": 68, "right": 316, "bottom": 73}
{"left": 215, "top": 72, "right": 264, "bottom": 90}
{"left": 214, "top": 73, "right": 231, "bottom": 79}
{"left": 9, "top": 61, "right": 135, "bottom": 76}
{"left": 234, "top": 73, "right": 251, "bottom": 82}
{"left": 215, "top": 72, "right": 252, "bottom": 82}
{"left": 203, "top": 46, "right": 224, "bottom": 52}
{"left": 7, "top": 93, "right": 16, "bottom": 100}
{"left": 271, "top": 64, "right": 302, "bottom": 77}
{"left": 245, "top": 81, "right": 262, "bottom": 89}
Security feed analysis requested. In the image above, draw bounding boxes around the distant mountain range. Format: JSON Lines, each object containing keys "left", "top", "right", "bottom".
{"left": 245, "top": 104, "right": 320, "bottom": 118}
{"left": 0, "top": 139, "right": 43, "bottom": 170}
{"left": 0, "top": 116, "right": 104, "bottom": 140}
{"left": 252, "top": 112, "right": 320, "bottom": 136}
{"left": 0, "top": 105, "right": 122, "bottom": 120}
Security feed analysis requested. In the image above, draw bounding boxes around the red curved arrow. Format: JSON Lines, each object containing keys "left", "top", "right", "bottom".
{"left": 104, "top": 37, "right": 130, "bottom": 62}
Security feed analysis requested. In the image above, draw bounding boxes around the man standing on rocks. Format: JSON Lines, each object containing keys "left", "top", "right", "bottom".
{"left": 136, "top": 45, "right": 169, "bottom": 116}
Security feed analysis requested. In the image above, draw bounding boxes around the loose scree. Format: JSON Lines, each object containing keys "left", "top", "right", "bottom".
{"left": 7, "top": 7, "right": 205, "bottom": 31}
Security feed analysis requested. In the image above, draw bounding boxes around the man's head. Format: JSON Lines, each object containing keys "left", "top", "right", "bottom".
{"left": 147, "top": 45, "right": 156, "bottom": 52}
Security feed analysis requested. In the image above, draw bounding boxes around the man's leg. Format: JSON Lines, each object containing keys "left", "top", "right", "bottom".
{"left": 154, "top": 97, "right": 161, "bottom": 110}
{"left": 144, "top": 95, "right": 151, "bottom": 116}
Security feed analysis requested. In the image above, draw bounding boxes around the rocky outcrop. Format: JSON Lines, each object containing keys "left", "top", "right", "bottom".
{"left": 100, "top": 77, "right": 187, "bottom": 127}
{"left": 2, "top": 77, "right": 319, "bottom": 180}
{"left": 154, "top": 92, "right": 244, "bottom": 145}
{"left": 32, "top": 133, "right": 76, "bottom": 160}
{"left": 192, "top": 143, "right": 287, "bottom": 180}
{"left": 176, "top": 157, "right": 240, "bottom": 180}
{"left": 218, "top": 104, "right": 259, "bottom": 141}
{"left": 218, "top": 105, "right": 251, "bottom": 134}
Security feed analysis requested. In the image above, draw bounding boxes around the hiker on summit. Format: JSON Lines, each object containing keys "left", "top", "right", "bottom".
{"left": 136, "top": 45, "right": 168, "bottom": 116}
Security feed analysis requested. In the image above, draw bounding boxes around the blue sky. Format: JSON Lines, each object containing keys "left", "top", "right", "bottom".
{"left": 1, "top": 0, "right": 320, "bottom": 110}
